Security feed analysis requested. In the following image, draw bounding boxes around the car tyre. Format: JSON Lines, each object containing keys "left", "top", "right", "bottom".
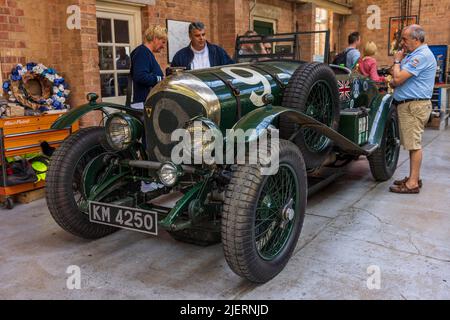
{"left": 222, "top": 140, "right": 307, "bottom": 283}
{"left": 46, "top": 127, "right": 118, "bottom": 239}
{"left": 368, "top": 107, "right": 400, "bottom": 181}
{"left": 280, "top": 62, "right": 340, "bottom": 170}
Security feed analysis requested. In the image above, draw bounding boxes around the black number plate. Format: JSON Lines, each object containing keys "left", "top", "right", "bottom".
{"left": 89, "top": 201, "right": 158, "bottom": 236}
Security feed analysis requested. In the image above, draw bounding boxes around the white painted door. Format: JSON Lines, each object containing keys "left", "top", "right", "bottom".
{"left": 96, "top": 2, "right": 142, "bottom": 105}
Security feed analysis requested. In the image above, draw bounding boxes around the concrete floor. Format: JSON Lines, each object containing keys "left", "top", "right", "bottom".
{"left": 1, "top": 128, "right": 449, "bottom": 300}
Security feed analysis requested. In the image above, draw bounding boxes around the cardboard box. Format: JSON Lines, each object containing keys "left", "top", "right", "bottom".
{"left": 16, "top": 188, "right": 45, "bottom": 204}
{"left": 427, "top": 116, "right": 441, "bottom": 129}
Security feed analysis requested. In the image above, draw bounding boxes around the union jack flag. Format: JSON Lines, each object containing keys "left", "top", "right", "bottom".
{"left": 338, "top": 80, "right": 351, "bottom": 100}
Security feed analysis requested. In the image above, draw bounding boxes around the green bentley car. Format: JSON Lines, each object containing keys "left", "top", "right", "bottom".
{"left": 46, "top": 33, "right": 400, "bottom": 283}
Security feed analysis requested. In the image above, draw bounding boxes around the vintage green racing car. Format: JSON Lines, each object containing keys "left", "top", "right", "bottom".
{"left": 46, "top": 33, "right": 400, "bottom": 283}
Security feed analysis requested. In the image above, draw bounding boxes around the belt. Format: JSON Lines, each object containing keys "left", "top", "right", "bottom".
{"left": 393, "top": 98, "right": 430, "bottom": 105}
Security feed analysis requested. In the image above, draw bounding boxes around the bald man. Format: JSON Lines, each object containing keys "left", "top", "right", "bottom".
{"left": 389, "top": 25, "right": 437, "bottom": 194}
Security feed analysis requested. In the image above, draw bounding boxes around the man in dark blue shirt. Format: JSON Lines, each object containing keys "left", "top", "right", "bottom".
{"left": 131, "top": 25, "right": 167, "bottom": 104}
{"left": 171, "top": 22, "right": 233, "bottom": 71}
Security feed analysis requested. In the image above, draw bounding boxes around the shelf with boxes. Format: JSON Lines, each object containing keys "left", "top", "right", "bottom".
{"left": 0, "top": 112, "right": 79, "bottom": 209}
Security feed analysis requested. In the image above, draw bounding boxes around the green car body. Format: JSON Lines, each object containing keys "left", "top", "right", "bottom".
{"left": 54, "top": 61, "right": 393, "bottom": 153}
{"left": 48, "top": 59, "right": 400, "bottom": 283}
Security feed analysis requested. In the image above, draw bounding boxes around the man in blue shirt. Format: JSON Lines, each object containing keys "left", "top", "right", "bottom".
{"left": 171, "top": 22, "right": 233, "bottom": 71}
{"left": 346, "top": 32, "right": 361, "bottom": 69}
{"left": 332, "top": 32, "right": 361, "bottom": 69}
{"left": 131, "top": 25, "right": 167, "bottom": 104}
{"left": 389, "top": 24, "right": 437, "bottom": 194}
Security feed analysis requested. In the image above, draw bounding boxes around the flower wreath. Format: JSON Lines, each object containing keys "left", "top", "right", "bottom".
{"left": 2, "top": 63, "right": 70, "bottom": 112}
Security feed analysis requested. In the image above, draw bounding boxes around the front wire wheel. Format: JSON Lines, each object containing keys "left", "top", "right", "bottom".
{"left": 46, "top": 127, "right": 119, "bottom": 239}
{"left": 222, "top": 140, "right": 307, "bottom": 283}
{"left": 255, "top": 165, "right": 299, "bottom": 260}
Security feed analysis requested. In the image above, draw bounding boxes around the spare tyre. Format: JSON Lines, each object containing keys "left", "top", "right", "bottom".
{"left": 280, "top": 62, "right": 340, "bottom": 170}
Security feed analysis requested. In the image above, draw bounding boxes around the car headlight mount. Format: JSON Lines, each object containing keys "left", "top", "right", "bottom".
{"left": 105, "top": 113, "right": 142, "bottom": 151}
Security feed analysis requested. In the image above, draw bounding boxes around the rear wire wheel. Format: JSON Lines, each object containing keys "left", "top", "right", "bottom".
{"left": 368, "top": 107, "right": 400, "bottom": 181}
{"left": 280, "top": 63, "right": 340, "bottom": 170}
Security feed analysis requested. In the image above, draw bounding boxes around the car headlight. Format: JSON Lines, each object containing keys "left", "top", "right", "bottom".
{"left": 105, "top": 114, "right": 142, "bottom": 151}
{"left": 185, "top": 122, "right": 210, "bottom": 153}
{"left": 158, "top": 162, "right": 181, "bottom": 187}
{"left": 183, "top": 119, "right": 222, "bottom": 164}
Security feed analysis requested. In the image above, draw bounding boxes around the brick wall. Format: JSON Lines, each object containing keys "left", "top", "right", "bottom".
{"left": 141, "top": 0, "right": 218, "bottom": 71}
{"left": 339, "top": 0, "right": 450, "bottom": 66}
{"left": 0, "top": 0, "right": 319, "bottom": 128}
{"left": 0, "top": 0, "right": 101, "bottom": 127}
{"left": 142, "top": 0, "right": 313, "bottom": 68}
{"left": 296, "top": 3, "right": 316, "bottom": 61}
{"left": 1, "top": 0, "right": 447, "bottom": 128}
{"left": 77, "top": 0, "right": 103, "bottom": 127}
{"left": 0, "top": 0, "right": 27, "bottom": 81}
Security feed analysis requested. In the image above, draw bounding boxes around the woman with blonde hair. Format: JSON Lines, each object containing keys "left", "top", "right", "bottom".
{"left": 130, "top": 25, "right": 167, "bottom": 104}
{"left": 358, "top": 41, "right": 386, "bottom": 82}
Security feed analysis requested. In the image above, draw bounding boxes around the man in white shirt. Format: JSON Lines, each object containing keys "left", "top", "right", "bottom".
{"left": 171, "top": 22, "right": 234, "bottom": 71}
{"left": 191, "top": 41, "right": 210, "bottom": 70}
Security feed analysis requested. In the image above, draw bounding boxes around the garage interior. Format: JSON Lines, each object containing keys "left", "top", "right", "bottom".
{"left": 0, "top": 0, "right": 449, "bottom": 300}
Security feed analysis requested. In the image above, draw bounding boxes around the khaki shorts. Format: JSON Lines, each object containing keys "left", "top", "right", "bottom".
{"left": 397, "top": 100, "right": 432, "bottom": 151}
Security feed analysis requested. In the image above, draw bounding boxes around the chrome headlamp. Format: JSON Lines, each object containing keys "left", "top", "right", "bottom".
{"left": 183, "top": 118, "right": 222, "bottom": 164}
{"left": 105, "top": 114, "right": 143, "bottom": 151}
{"left": 158, "top": 162, "right": 182, "bottom": 187}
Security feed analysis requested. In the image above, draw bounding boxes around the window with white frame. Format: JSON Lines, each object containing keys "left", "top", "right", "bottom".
{"left": 96, "top": 2, "right": 141, "bottom": 105}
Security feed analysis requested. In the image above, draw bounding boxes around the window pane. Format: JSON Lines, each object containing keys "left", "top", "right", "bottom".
{"left": 117, "top": 73, "right": 130, "bottom": 96}
{"left": 114, "top": 20, "right": 130, "bottom": 44}
{"left": 100, "top": 74, "right": 115, "bottom": 97}
{"left": 253, "top": 20, "right": 274, "bottom": 36}
{"left": 97, "top": 18, "right": 112, "bottom": 43}
{"left": 116, "top": 46, "right": 131, "bottom": 70}
{"left": 98, "top": 46, "right": 114, "bottom": 70}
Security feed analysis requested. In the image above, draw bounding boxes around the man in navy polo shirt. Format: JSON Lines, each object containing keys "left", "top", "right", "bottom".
{"left": 389, "top": 24, "right": 437, "bottom": 194}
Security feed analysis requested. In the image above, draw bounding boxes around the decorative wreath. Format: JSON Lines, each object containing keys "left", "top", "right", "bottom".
{"left": 2, "top": 63, "right": 70, "bottom": 112}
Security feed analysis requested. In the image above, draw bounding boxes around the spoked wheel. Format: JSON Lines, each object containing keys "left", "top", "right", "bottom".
{"left": 222, "top": 140, "right": 307, "bottom": 283}
{"left": 255, "top": 165, "right": 299, "bottom": 260}
{"left": 46, "top": 127, "right": 119, "bottom": 239}
{"left": 280, "top": 62, "right": 340, "bottom": 170}
{"left": 368, "top": 107, "right": 400, "bottom": 181}
{"left": 72, "top": 146, "right": 106, "bottom": 213}
{"left": 301, "top": 80, "right": 335, "bottom": 154}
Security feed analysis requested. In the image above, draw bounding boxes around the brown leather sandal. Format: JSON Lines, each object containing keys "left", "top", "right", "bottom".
{"left": 389, "top": 182, "right": 420, "bottom": 194}
{"left": 393, "top": 177, "right": 423, "bottom": 188}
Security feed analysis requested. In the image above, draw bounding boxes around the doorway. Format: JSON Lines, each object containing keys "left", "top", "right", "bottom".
{"left": 96, "top": 2, "right": 142, "bottom": 105}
